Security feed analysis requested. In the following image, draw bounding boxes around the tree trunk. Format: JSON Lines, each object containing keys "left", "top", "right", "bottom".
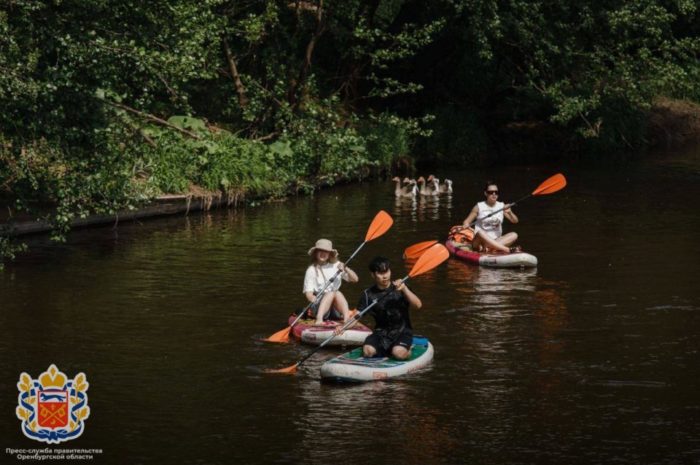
{"left": 223, "top": 38, "right": 249, "bottom": 109}
{"left": 289, "top": 0, "right": 325, "bottom": 109}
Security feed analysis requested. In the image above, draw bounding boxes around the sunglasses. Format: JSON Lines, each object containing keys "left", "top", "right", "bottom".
{"left": 486, "top": 190, "right": 499, "bottom": 195}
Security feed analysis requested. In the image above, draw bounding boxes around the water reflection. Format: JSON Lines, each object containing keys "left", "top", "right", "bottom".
{"left": 440, "top": 259, "right": 571, "bottom": 434}
{"left": 393, "top": 192, "right": 453, "bottom": 223}
{"left": 532, "top": 285, "right": 570, "bottom": 397}
{"left": 446, "top": 260, "right": 538, "bottom": 309}
{"left": 418, "top": 195, "right": 441, "bottom": 221}
{"left": 294, "top": 369, "right": 460, "bottom": 465}
{"left": 394, "top": 195, "right": 418, "bottom": 222}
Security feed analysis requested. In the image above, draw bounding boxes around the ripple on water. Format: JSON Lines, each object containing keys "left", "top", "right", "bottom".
{"left": 2, "top": 164, "right": 700, "bottom": 464}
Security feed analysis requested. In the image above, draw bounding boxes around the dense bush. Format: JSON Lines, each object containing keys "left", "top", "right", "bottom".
{"left": 1, "top": 0, "right": 699, "bottom": 266}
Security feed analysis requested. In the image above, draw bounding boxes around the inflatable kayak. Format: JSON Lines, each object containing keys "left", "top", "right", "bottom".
{"left": 446, "top": 238, "right": 538, "bottom": 268}
{"left": 320, "top": 336, "right": 434, "bottom": 382}
{"left": 288, "top": 315, "right": 371, "bottom": 346}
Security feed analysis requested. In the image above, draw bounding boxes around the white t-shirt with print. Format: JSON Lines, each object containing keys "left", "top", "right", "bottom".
{"left": 475, "top": 201, "right": 504, "bottom": 239}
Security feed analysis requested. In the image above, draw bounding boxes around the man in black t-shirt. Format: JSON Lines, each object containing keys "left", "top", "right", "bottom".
{"left": 357, "top": 256, "right": 422, "bottom": 360}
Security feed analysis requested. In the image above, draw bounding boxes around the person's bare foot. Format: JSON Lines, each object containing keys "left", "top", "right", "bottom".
{"left": 489, "top": 247, "right": 510, "bottom": 254}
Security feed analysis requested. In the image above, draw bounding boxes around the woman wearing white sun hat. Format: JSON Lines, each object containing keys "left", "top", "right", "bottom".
{"left": 303, "top": 238, "right": 359, "bottom": 325}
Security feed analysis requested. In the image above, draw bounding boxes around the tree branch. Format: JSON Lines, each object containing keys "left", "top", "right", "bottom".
{"left": 223, "top": 38, "right": 249, "bottom": 108}
{"left": 289, "top": 0, "right": 326, "bottom": 109}
{"left": 254, "top": 131, "right": 279, "bottom": 141}
{"left": 101, "top": 99, "right": 201, "bottom": 140}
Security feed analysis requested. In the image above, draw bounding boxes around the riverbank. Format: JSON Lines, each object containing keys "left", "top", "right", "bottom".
{"left": 484, "top": 97, "right": 700, "bottom": 163}
{"left": 0, "top": 194, "right": 228, "bottom": 237}
{"left": 4, "top": 97, "right": 700, "bottom": 231}
{"left": 647, "top": 97, "right": 700, "bottom": 147}
{"left": 5, "top": 97, "right": 700, "bottom": 232}
{"left": 0, "top": 108, "right": 410, "bottom": 266}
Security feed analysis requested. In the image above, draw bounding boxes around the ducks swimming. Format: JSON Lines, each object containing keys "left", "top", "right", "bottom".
{"left": 392, "top": 176, "right": 418, "bottom": 198}
{"left": 404, "top": 174, "right": 453, "bottom": 197}
{"left": 427, "top": 175, "right": 442, "bottom": 196}
{"left": 426, "top": 175, "right": 453, "bottom": 195}
{"left": 393, "top": 175, "right": 452, "bottom": 197}
{"left": 437, "top": 178, "right": 453, "bottom": 194}
{"left": 416, "top": 177, "right": 431, "bottom": 196}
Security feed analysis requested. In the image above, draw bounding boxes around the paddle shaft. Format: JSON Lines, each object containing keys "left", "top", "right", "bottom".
{"left": 295, "top": 276, "right": 411, "bottom": 369}
{"left": 287, "top": 240, "right": 367, "bottom": 329}
{"left": 464, "top": 173, "right": 566, "bottom": 229}
{"left": 464, "top": 193, "right": 531, "bottom": 229}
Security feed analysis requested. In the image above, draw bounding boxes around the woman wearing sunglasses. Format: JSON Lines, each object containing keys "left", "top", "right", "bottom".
{"left": 461, "top": 181, "right": 520, "bottom": 253}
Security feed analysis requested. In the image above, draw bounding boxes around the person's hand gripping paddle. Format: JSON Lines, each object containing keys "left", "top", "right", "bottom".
{"left": 266, "top": 242, "right": 450, "bottom": 374}
{"left": 263, "top": 210, "right": 393, "bottom": 343}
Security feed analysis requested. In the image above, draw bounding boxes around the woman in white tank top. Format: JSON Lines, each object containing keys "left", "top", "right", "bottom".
{"left": 461, "top": 181, "right": 520, "bottom": 253}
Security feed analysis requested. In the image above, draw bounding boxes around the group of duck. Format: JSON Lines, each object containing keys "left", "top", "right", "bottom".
{"left": 392, "top": 174, "right": 452, "bottom": 197}
{"left": 392, "top": 175, "right": 453, "bottom": 198}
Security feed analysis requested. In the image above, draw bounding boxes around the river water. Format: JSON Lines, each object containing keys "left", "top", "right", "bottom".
{"left": 1, "top": 147, "right": 699, "bottom": 464}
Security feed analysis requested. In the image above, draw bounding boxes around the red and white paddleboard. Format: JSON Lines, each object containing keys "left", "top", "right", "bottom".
{"left": 288, "top": 315, "right": 371, "bottom": 346}
{"left": 446, "top": 238, "right": 538, "bottom": 268}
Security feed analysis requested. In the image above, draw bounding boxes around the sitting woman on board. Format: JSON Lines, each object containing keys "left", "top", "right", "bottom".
{"left": 303, "top": 238, "right": 358, "bottom": 325}
{"left": 461, "top": 181, "right": 520, "bottom": 253}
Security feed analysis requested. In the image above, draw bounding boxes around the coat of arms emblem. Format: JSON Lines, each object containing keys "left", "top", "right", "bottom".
{"left": 16, "top": 364, "right": 90, "bottom": 444}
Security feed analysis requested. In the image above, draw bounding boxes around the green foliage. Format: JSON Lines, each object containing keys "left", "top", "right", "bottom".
{"left": 2, "top": 0, "right": 700, "bottom": 265}
{"left": 140, "top": 125, "right": 289, "bottom": 196}
{"left": 0, "top": 236, "right": 27, "bottom": 270}
{"left": 400, "top": 0, "right": 700, "bottom": 156}
{"left": 361, "top": 113, "right": 432, "bottom": 169}
{"left": 0, "top": 0, "right": 434, "bottom": 265}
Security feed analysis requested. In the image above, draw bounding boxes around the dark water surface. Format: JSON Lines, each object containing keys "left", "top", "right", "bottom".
{"left": 1, "top": 148, "right": 699, "bottom": 464}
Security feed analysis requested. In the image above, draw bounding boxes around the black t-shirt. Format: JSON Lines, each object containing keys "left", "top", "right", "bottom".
{"left": 357, "top": 284, "right": 412, "bottom": 333}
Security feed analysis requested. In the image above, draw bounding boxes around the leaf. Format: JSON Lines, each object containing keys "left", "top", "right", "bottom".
{"left": 18, "top": 373, "right": 32, "bottom": 392}
{"left": 167, "top": 116, "right": 206, "bottom": 132}
{"left": 16, "top": 407, "right": 29, "bottom": 420}
{"left": 268, "top": 141, "right": 293, "bottom": 157}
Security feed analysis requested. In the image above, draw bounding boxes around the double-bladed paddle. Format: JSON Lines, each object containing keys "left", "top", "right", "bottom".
{"left": 403, "top": 173, "right": 567, "bottom": 259}
{"left": 266, "top": 242, "right": 450, "bottom": 374}
{"left": 263, "top": 210, "right": 394, "bottom": 343}
{"left": 403, "top": 240, "right": 442, "bottom": 261}
{"left": 468, "top": 172, "right": 566, "bottom": 230}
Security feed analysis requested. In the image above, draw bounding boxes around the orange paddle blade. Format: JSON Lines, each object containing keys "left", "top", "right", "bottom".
{"left": 408, "top": 243, "right": 450, "bottom": 278}
{"left": 365, "top": 210, "right": 393, "bottom": 241}
{"left": 532, "top": 173, "right": 567, "bottom": 196}
{"left": 265, "top": 363, "right": 299, "bottom": 375}
{"left": 263, "top": 326, "right": 291, "bottom": 343}
{"left": 403, "top": 240, "right": 439, "bottom": 259}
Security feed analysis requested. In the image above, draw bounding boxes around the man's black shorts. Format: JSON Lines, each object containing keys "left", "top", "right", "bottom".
{"left": 363, "top": 330, "right": 413, "bottom": 357}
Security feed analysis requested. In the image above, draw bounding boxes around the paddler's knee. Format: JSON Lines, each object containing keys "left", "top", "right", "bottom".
{"left": 363, "top": 345, "right": 376, "bottom": 357}
{"left": 391, "top": 346, "right": 410, "bottom": 360}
